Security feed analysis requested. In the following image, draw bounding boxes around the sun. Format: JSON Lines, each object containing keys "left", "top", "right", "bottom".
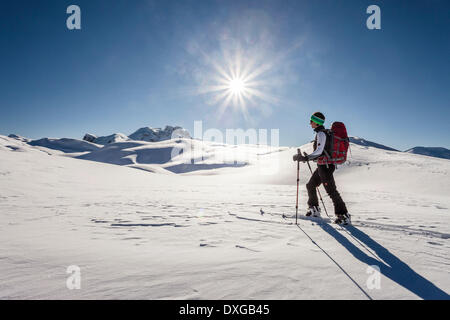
{"left": 194, "top": 46, "right": 282, "bottom": 120}
{"left": 228, "top": 77, "right": 246, "bottom": 95}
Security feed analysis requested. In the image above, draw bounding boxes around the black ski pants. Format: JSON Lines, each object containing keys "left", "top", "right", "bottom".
{"left": 306, "top": 164, "right": 348, "bottom": 215}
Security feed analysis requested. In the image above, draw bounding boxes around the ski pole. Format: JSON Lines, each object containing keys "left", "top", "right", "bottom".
{"left": 303, "top": 152, "right": 330, "bottom": 219}
{"left": 295, "top": 148, "right": 300, "bottom": 225}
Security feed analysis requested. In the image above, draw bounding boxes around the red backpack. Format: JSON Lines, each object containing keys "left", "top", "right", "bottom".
{"left": 318, "top": 122, "right": 349, "bottom": 165}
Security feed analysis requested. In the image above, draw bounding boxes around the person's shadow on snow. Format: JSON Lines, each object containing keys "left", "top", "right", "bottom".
{"left": 317, "top": 223, "right": 449, "bottom": 300}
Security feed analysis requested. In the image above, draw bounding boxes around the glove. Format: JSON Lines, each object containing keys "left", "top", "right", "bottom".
{"left": 293, "top": 154, "right": 308, "bottom": 162}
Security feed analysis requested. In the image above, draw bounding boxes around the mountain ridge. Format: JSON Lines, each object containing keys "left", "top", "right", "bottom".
{"left": 349, "top": 136, "right": 399, "bottom": 152}
{"left": 81, "top": 125, "right": 191, "bottom": 145}
{"left": 6, "top": 128, "right": 449, "bottom": 161}
{"left": 405, "top": 146, "right": 450, "bottom": 160}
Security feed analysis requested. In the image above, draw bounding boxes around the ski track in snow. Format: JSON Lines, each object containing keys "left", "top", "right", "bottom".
{"left": 259, "top": 210, "right": 450, "bottom": 240}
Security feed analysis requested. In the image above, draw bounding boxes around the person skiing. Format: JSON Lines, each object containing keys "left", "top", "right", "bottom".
{"left": 293, "top": 112, "right": 351, "bottom": 225}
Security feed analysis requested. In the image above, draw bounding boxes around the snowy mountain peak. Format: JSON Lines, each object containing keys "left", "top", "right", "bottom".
{"left": 91, "top": 133, "right": 129, "bottom": 145}
{"left": 128, "top": 125, "right": 191, "bottom": 142}
{"left": 82, "top": 126, "right": 191, "bottom": 145}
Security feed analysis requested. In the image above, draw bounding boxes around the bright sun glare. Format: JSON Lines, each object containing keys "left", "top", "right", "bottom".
{"left": 195, "top": 47, "right": 281, "bottom": 120}
{"left": 228, "top": 78, "right": 246, "bottom": 94}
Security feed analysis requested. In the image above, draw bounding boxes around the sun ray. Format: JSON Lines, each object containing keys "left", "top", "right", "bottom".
{"left": 193, "top": 42, "right": 289, "bottom": 119}
{"left": 217, "top": 92, "right": 235, "bottom": 118}
{"left": 237, "top": 91, "right": 246, "bottom": 109}
{"left": 211, "top": 90, "right": 230, "bottom": 104}
{"left": 196, "top": 84, "right": 230, "bottom": 95}
{"left": 244, "top": 87, "right": 280, "bottom": 105}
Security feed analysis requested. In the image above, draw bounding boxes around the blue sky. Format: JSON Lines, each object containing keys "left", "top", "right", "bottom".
{"left": 0, "top": 0, "right": 449, "bottom": 150}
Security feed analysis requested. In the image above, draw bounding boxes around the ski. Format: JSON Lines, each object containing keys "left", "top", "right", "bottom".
{"left": 291, "top": 214, "right": 332, "bottom": 224}
{"left": 260, "top": 209, "right": 333, "bottom": 224}
{"left": 260, "top": 209, "right": 356, "bottom": 226}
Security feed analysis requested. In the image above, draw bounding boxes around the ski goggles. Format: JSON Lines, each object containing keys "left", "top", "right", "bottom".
{"left": 310, "top": 115, "right": 324, "bottom": 125}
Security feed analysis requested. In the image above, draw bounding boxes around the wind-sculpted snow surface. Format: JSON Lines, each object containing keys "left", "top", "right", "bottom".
{"left": 0, "top": 134, "right": 449, "bottom": 299}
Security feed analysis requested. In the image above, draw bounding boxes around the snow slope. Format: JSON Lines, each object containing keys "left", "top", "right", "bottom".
{"left": 0, "top": 134, "right": 449, "bottom": 299}
{"left": 27, "top": 138, "right": 101, "bottom": 154}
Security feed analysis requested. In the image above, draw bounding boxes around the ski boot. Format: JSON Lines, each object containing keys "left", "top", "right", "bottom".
{"left": 335, "top": 213, "right": 351, "bottom": 225}
{"left": 306, "top": 206, "right": 321, "bottom": 218}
